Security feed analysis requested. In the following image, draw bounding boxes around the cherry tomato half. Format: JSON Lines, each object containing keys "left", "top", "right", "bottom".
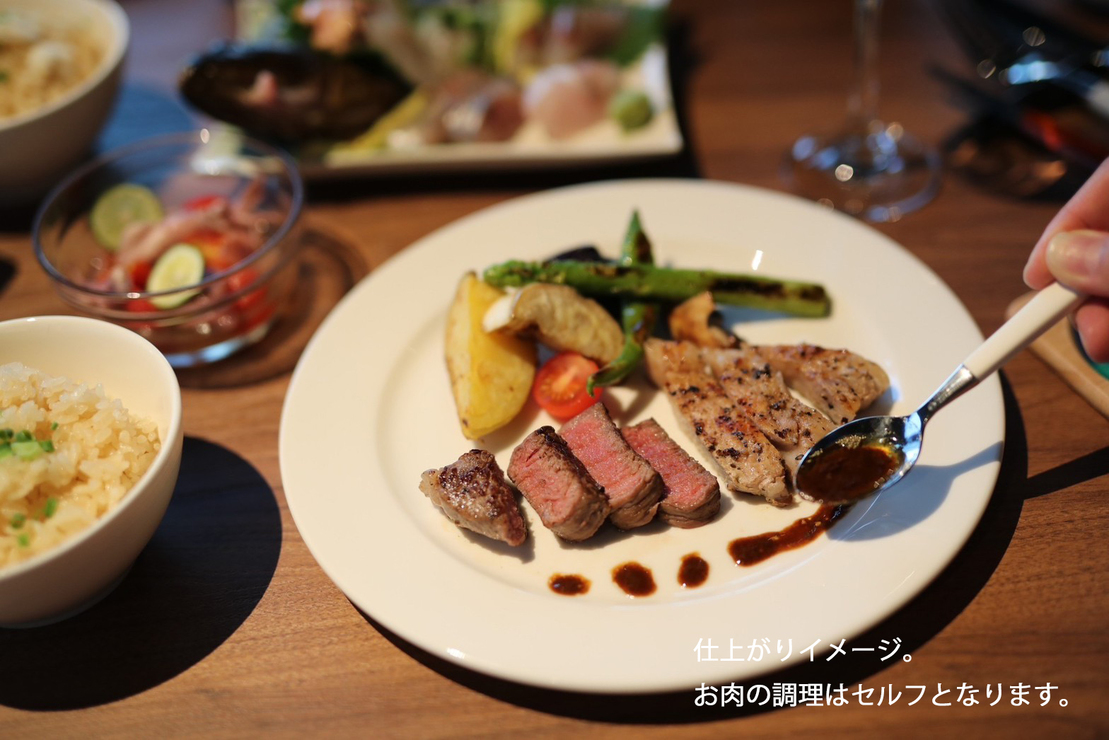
{"left": 532, "top": 352, "right": 603, "bottom": 419}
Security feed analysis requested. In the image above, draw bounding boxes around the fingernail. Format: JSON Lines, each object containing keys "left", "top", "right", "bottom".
{"left": 1046, "top": 230, "right": 1109, "bottom": 285}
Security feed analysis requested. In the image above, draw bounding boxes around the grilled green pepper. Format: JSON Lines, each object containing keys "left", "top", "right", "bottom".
{"left": 483, "top": 259, "right": 831, "bottom": 318}
{"left": 588, "top": 211, "right": 657, "bottom": 393}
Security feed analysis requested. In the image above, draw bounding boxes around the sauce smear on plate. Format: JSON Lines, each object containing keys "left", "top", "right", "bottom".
{"left": 729, "top": 505, "right": 846, "bottom": 566}
{"left": 678, "top": 553, "right": 709, "bottom": 588}
{"left": 613, "top": 562, "right": 656, "bottom": 596}
{"left": 549, "top": 573, "right": 590, "bottom": 595}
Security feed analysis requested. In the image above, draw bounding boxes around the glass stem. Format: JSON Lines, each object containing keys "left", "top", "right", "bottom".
{"left": 848, "top": 0, "right": 883, "bottom": 129}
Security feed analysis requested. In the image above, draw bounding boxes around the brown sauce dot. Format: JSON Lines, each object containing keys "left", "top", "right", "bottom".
{"left": 728, "top": 505, "right": 846, "bottom": 567}
{"left": 613, "top": 562, "right": 656, "bottom": 597}
{"left": 549, "top": 574, "right": 590, "bottom": 596}
{"left": 796, "top": 443, "right": 903, "bottom": 503}
{"left": 678, "top": 553, "right": 709, "bottom": 588}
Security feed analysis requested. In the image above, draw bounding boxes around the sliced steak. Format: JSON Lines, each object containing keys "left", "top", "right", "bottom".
{"left": 622, "top": 418, "right": 721, "bottom": 528}
{"left": 507, "top": 426, "right": 609, "bottom": 541}
{"left": 559, "top": 402, "right": 663, "bottom": 529}
{"left": 756, "top": 344, "right": 891, "bottom": 425}
{"left": 662, "top": 370, "right": 791, "bottom": 506}
{"left": 419, "top": 450, "right": 528, "bottom": 546}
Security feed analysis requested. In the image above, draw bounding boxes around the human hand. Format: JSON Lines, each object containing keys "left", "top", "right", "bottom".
{"left": 1023, "top": 158, "right": 1109, "bottom": 362}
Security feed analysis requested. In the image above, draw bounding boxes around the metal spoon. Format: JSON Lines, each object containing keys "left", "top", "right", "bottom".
{"left": 795, "top": 281, "right": 1085, "bottom": 504}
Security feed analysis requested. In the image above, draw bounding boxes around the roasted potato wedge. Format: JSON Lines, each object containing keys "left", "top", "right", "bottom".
{"left": 483, "top": 283, "right": 623, "bottom": 363}
{"left": 446, "top": 273, "right": 537, "bottom": 440}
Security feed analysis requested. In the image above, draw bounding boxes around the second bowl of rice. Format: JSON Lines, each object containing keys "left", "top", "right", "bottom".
{"left": 0, "top": 315, "right": 182, "bottom": 626}
{"left": 0, "top": 0, "right": 129, "bottom": 204}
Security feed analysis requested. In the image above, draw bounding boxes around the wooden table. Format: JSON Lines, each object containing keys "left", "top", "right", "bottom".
{"left": 2, "top": 0, "right": 1108, "bottom": 736}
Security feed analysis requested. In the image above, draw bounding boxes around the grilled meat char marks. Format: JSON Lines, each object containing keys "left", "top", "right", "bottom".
{"left": 664, "top": 370, "right": 791, "bottom": 507}
{"left": 622, "top": 419, "right": 721, "bottom": 528}
{"left": 420, "top": 450, "right": 528, "bottom": 546}
{"left": 757, "top": 344, "right": 890, "bottom": 425}
{"left": 507, "top": 426, "right": 609, "bottom": 541}
{"left": 434, "top": 342, "right": 888, "bottom": 546}
{"left": 700, "top": 346, "right": 835, "bottom": 462}
{"left": 559, "top": 402, "right": 663, "bottom": 529}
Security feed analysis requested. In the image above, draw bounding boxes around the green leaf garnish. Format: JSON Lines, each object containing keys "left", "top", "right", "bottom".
{"left": 10, "top": 513, "right": 25, "bottom": 529}
{"left": 43, "top": 498, "right": 58, "bottom": 519}
{"left": 11, "top": 440, "right": 41, "bottom": 460}
{"left": 16, "top": 533, "right": 29, "bottom": 548}
{"left": 0, "top": 430, "right": 57, "bottom": 460}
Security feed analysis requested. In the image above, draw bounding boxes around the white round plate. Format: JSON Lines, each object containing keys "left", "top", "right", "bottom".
{"left": 279, "top": 180, "right": 1003, "bottom": 694}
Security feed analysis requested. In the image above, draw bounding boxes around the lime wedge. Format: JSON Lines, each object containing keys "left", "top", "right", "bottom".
{"left": 90, "top": 184, "right": 164, "bottom": 252}
{"left": 147, "top": 243, "right": 205, "bottom": 309}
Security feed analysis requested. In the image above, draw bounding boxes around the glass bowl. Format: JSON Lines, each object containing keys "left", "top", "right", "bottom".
{"left": 33, "top": 129, "right": 304, "bottom": 367}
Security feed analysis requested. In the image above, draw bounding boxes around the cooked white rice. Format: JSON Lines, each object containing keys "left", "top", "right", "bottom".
{"left": 0, "top": 9, "right": 105, "bottom": 121}
{"left": 0, "top": 362, "right": 160, "bottom": 569}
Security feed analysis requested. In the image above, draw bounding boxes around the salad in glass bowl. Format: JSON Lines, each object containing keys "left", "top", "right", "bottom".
{"left": 34, "top": 130, "right": 304, "bottom": 366}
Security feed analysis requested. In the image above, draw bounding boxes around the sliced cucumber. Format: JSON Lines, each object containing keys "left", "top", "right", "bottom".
{"left": 90, "top": 183, "right": 164, "bottom": 252}
{"left": 147, "top": 243, "right": 205, "bottom": 309}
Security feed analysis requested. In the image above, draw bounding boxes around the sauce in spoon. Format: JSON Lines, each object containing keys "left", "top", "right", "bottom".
{"left": 795, "top": 439, "right": 904, "bottom": 504}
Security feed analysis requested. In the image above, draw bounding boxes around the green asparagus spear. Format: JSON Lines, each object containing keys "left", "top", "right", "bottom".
{"left": 588, "top": 211, "right": 658, "bottom": 393}
{"left": 483, "top": 260, "right": 831, "bottom": 318}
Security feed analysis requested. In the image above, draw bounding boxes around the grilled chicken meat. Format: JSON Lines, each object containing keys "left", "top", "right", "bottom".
{"left": 643, "top": 337, "right": 709, "bottom": 387}
{"left": 756, "top": 344, "right": 890, "bottom": 425}
{"left": 420, "top": 450, "right": 527, "bottom": 546}
{"left": 660, "top": 370, "right": 791, "bottom": 506}
{"left": 700, "top": 346, "right": 835, "bottom": 462}
{"left": 645, "top": 337, "right": 889, "bottom": 499}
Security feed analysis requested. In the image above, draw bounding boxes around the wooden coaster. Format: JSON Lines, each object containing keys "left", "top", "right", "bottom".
{"left": 1007, "top": 292, "right": 1109, "bottom": 419}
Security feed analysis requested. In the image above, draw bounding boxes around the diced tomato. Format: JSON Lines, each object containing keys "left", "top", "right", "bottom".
{"left": 225, "top": 267, "right": 267, "bottom": 312}
{"left": 129, "top": 261, "right": 152, "bottom": 291}
{"left": 126, "top": 299, "right": 159, "bottom": 313}
{"left": 226, "top": 268, "right": 260, "bottom": 293}
{"left": 532, "top": 352, "right": 603, "bottom": 420}
{"left": 124, "top": 299, "right": 159, "bottom": 332}
{"left": 206, "top": 255, "right": 236, "bottom": 274}
{"left": 236, "top": 288, "right": 268, "bottom": 313}
{"left": 240, "top": 299, "right": 277, "bottom": 335}
{"left": 183, "top": 194, "right": 228, "bottom": 212}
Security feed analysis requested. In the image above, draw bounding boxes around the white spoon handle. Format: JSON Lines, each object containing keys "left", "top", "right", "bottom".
{"left": 963, "top": 282, "right": 1085, "bottom": 380}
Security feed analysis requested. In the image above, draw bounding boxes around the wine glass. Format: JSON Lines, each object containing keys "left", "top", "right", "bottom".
{"left": 786, "top": 0, "right": 941, "bottom": 222}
